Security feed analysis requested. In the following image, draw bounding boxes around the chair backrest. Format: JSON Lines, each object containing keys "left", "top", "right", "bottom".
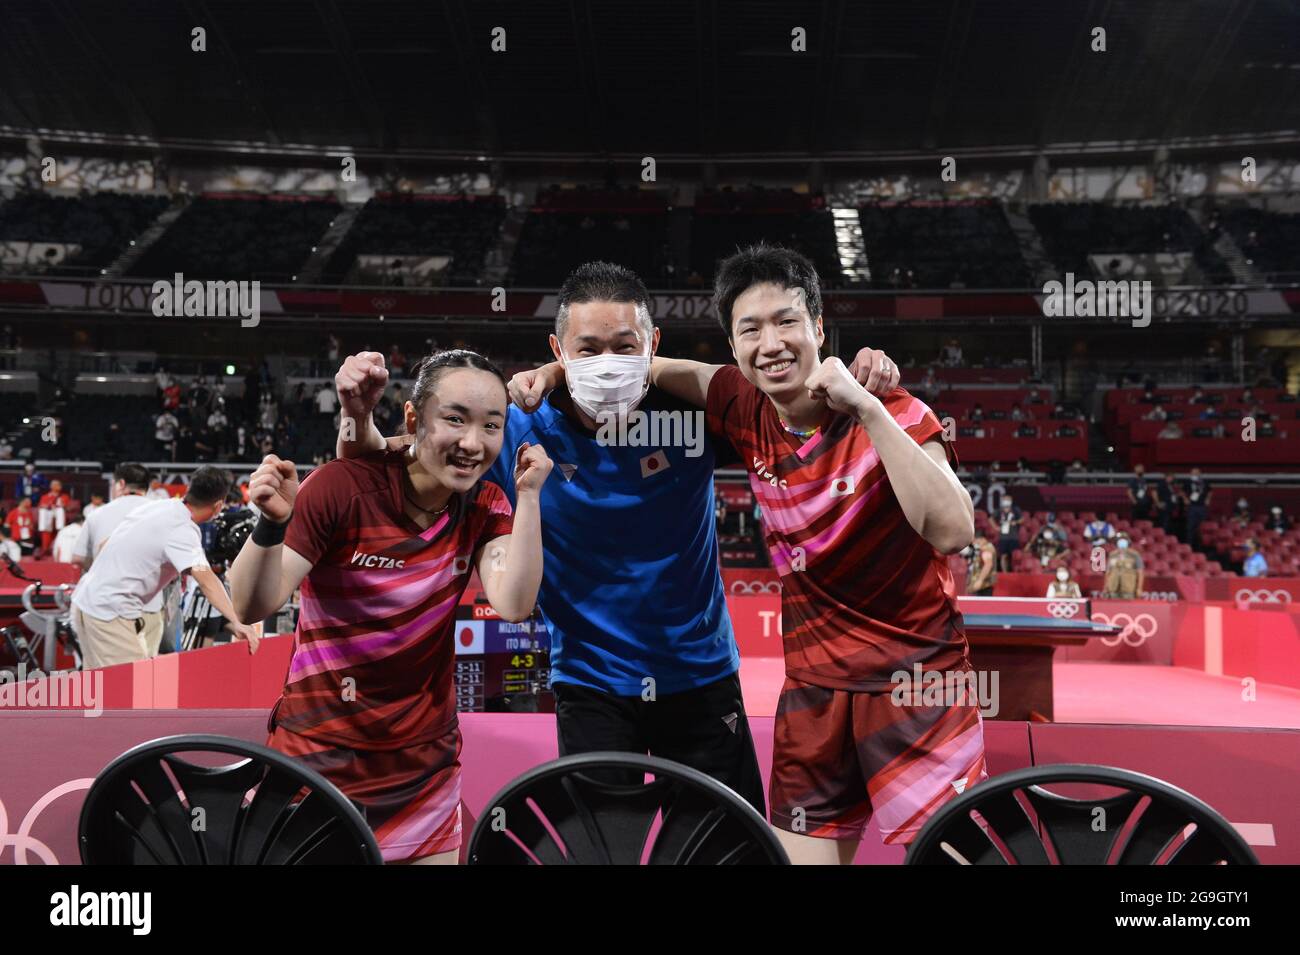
{"left": 467, "top": 752, "right": 789, "bottom": 865}
{"left": 905, "top": 763, "right": 1258, "bottom": 865}
{"left": 79, "top": 734, "right": 382, "bottom": 865}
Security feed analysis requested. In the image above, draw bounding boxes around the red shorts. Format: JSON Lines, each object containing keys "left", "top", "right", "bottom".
{"left": 769, "top": 677, "right": 987, "bottom": 845}
{"left": 267, "top": 723, "right": 463, "bottom": 862}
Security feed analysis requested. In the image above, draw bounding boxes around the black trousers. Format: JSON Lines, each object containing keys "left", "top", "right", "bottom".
{"left": 553, "top": 672, "right": 766, "bottom": 816}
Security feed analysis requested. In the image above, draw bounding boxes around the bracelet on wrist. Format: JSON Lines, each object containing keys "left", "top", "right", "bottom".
{"left": 252, "top": 513, "right": 290, "bottom": 547}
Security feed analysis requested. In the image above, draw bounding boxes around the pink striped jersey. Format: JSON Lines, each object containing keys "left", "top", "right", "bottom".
{"left": 272, "top": 449, "right": 514, "bottom": 749}
{"left": 706, "top": 365, "right": 970, "bottom": 691}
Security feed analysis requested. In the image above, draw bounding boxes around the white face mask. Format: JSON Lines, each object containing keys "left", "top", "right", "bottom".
{"left": 1056, "top": 570, "right": 1069, "bottom": 582}
{"left": 563, "top": 351, "right": 651, "bottom": 421}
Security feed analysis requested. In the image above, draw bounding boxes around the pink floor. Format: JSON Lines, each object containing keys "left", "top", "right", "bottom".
{"left": 738, "top": 657, "right": 1300, "bottom": 729}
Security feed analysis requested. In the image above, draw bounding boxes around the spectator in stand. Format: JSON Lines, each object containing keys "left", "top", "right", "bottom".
{"left": 1046, "top": 566, "right": 1082, "bottom": 599}
{"left": 1230, "top": 497, "right": 1252, "bottom": 530}
{"left": 1157, "top": 472, "right": 1184, "bottom": 537}
{"left": 207, "top": 405, "right": 229, "bottom": 455}
{"left": 1197, "top": 405, "right": 1219, "bottom": 421}
{"left": 1138, "top": 387, "right": 1159, "bottom": 405}
{"left": 18, "top": 462, "right": 48, "bottom": 504}
{"left": 1158, "top": 421, "right": 1184, "bottom": 439}
{"left": 1082, "top": 515, "right": 1116, "bottom": 544}
{"left": 1143, "top": 403, "right": 1168, "bottom": 421}
{"left": 918, "top": 367, "right": 939, "bottom": 401}
{"left": 1009, "top": 402, "right": 1027, "bottom": 421}
{"left": 995, "top": 496, "right": 1023, "bottom": 572}
{"left": 1133, "top": 485, "right": 1154, "bottom": 522}
{"left": 1038, "top": 511, "right": 1069, "bottom": 545}
{"left": 0, "top": 525, "right": 20, "bottom": 564}
{"left": 940, "top": 338, "right": 963, "bottom": 367}
{"left": 1265, "top": 505, "right": 1290, "bottom": 535}
{"left": 155, "top": 410, "right": 179, "bottom": 460}
{"left": 1128, "top": 467, "right": 1149, "bottom": 511}
{"left": 1029, "top": 523, "right": 1068, "bottom": 568}
{"left": 970, "top": 403, "right": 985, "bottom": 423}
{"left": 51, "top": 506, "right": 83, "bottom": 563}
{"left": 1183, "top": 467, "right": 1212, "bottom": 546}
{"left": 37, "top": 479, "right": 71, "bottom": 557}
{"left": 314, "top": 384, "right": 338, "bottom": 417}
{"left": 147, "top": 479, "right": 171, "bottom": 501}
{"left": 1242, "top": 539, "right": 1268, "bottom": 578}
{"left": 83, "top": 492, "right": 106, "bottom": 520}
{"left": 1050, "top": 402, "right": 1069, "bottom": 420}
{"left": 162, "top": 378, "right": 182, "bottom": 413}
{"left": 326, "top": 333, "right": 341, "bottom": 375}
{"left": 1067, "top": 458, "right": 1087, "bottom": 477}
{"left": 258, "top": 393, "right": 278, "bottom": 430}
{"left": 0, "top": 438, "right": 12, "bottom": 460}
{"left": 387, "top": 344, "right": 407, "bottom": 376}
{"left": 5, "top": 498, "right": 35, "bottom": 556}
{"left": 1190, "top": 386, "right": 1208, "bottom": 404}
{"left": 1102, "top": 534, "right": 1144, "bottom": 599}
{"left": 965, "top": 532, "right": 997, "bottom": 596}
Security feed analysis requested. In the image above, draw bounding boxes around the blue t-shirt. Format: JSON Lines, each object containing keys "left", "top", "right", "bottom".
{"left": 484, "top": 386, "right": 738, "bottom": 696}
{"left": 1243, "top": 553, "right": 1268, "bottom": 578}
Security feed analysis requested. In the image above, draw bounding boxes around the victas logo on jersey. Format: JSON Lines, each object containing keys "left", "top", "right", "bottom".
{"left": 350, "top": 550, "right": 405, "bottom": 569}
{"left": 752, "top": 457, "right": 788, "bottom": 488}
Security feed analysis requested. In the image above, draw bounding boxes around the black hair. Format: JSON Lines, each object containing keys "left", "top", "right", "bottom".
{"left": 185, "top": 466, "right": 232, "bottom": 507}
{"left": 555, "top": 261, "right": 652, "bottom": 342}
{"left": 408, "top": 349, "right": 508, "bottom": 419}
{"left": 114, "top": 462, "right": 150, "bottom": 492}
{"left": 712, "top": 242, "right": 822, "bottom": 339}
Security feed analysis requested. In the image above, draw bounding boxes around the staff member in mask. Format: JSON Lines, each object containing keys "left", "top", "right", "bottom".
{"left": 1046, "top": 566, "right": 1081, "bottom": 599}
{"left": 335, "top": 261, "right": 901, "bottom": 814}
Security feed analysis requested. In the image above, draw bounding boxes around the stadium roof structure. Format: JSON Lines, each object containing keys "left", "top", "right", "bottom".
{"left": 0, "top": 0, "right": 1297, "bottom": 163}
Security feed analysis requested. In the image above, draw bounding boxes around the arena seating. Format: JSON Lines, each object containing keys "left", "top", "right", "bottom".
{"left": 1199, "top": 518, "right": 1300, "bottom": 576}
{"left": 510, "top": 188, "right": 673, "bottom": 287}
{"left": 0, "top": 191, "right": 170, "bottom": 273}
{"left": 129, "top": 194, "right": 340, "bottom": 283}
{"left": 978, "top": 508, "right": 1227, "bottom": 577}
{"left": 325, "top": 194, "right": 506, "bottom": 287}
{"left": 856, "top": 200, "right": 1031, "bottom": 289}
{"left": 1028, "top": 202, "right": 1233, "bottom": 284}
{"left": 689, "top": 189, "right": 841, "bottom": 289}
{"left": 1215, "top": 204, "right": 1300, "bottom": 280}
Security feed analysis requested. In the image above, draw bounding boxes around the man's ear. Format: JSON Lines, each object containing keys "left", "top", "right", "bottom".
{"left": 650, "top": 326, "right": 661, "bottom": 356}
{"left": 814, "top": 315, "right": 825, "bottom": 350}
{"left": 548, "top": 334, "right": 564, "bottom": 364}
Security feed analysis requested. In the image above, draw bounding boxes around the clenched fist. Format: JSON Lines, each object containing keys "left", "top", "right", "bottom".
{"left": 513, "top": 441, "right": 553, "bottom": 496}
{"left": 805, "top": 357, "right": 879, "bottom": 420}
{"left": 249, "top": 454, "right": 299, "bottom": 524}
{"left": 335, "top": 351, "right": 390, "bottom": 425}
{"left": 508, "top": 363, "right": 563, "bottom": 412}
{"left": 847, "top": 347, "right": 900, "bottom": 397}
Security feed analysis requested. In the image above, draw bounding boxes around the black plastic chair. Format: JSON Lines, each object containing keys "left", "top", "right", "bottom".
{"left": 905, "top": 764, "right": 1258, "bottom": 865}
{"left": 467, "top": 752, "right": 789, "bottom": 865}
{"left": 79, "top": 734, "right": 382, "bottom": 865}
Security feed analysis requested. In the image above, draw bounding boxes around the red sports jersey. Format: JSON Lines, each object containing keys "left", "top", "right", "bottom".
{"left": 273, "top": 449, "right": 514, "bottom": 749}
{"left": 5, "top": 508, "right": 34, "bottom": 542}
{"left": 706, "top": 365, "right": 969, "bottom": 691}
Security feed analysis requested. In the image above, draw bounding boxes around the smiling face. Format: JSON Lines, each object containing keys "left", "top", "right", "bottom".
{"left": 405, "top": 368, "right": 508, "bottom": 495}
{"left": 728, "top": 282, "right": 824, "bottom": 401}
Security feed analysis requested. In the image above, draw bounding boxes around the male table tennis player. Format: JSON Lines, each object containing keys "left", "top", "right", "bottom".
{"left": 334, "top": 261, "right": 900, "bottom": 814}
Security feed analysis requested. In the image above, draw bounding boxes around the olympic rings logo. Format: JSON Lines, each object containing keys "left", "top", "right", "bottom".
{"left": 1093, "top": 612, "right": 1158, "bottom": 647}
{"left": 370, "top": 296, "right": 398, "bottom": 311}
{"left": 729, "top": 580, "right": 781, "bottom": 595}
{"left": 0, "top": 779, "right": 94, "bottom": 865}
{"left": 1233, "top": 589, "right": 1292, "bottom": 604}
{"left": 1046, "top": 600, "right": 1082, "bottom": 618}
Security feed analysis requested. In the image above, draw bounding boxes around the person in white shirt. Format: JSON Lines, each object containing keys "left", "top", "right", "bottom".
{"left": 146, "top": 479, "right": 171, "bottom": 500}
{"left": 70, "top": 466, "right": 259, "bottom": 670}
{"left": 0, "top": 526, "right": 20, "bottom": 564}
{"left": 52, "top": 514, "right": 83, "bottom": 563}
{"left": 1046, "top": 566, "right": 1083, "bottom": 599}
{"left": 72, "top": 463, "right": 153, "bottom": 571}
{"left": 314, "top": 385, "right": 338, "bottom": 416}
{"left": 82, "top": 492, "right": 106, "bottom": 520}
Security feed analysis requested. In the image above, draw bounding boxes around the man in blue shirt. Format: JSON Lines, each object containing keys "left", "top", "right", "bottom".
{"left": 333, "top": 262, "right": 898, "bottom": 812}
{"left": 1243, "top": 539, "right": 1268, "bottom": 578}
